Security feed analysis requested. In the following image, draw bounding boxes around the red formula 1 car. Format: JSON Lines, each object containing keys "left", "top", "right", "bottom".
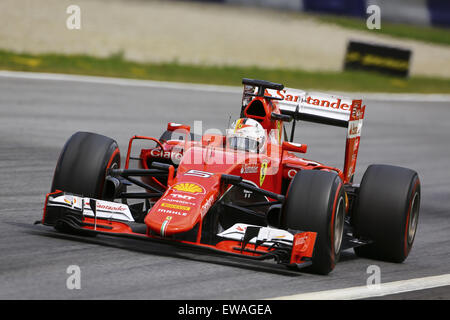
{"left": 38, "top": 79, "right": 421, "bottom": 274}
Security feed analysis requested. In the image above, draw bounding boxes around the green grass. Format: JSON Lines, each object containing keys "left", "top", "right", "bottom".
{"left": 1, "top": 49, "right": 450, "bottom": 93}
{"left": 316, "top": 14, "right": 450, "bottom": 46}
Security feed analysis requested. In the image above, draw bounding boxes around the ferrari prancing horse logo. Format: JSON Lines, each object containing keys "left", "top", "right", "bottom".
{"left": 260, "top": 159, "right": 269, "bottom": 186}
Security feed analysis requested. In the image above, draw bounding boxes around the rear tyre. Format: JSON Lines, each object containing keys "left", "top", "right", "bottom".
{"left": 281, "top": 170, "right": 345, "bottom": 275}
{"left": 352, "top": 165, "right": 421, "bottom": 262}
{"left": 51, "top": 132, "right": 121, "bottom": 234}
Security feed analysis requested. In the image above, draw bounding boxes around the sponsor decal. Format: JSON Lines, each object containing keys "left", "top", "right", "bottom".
{"left": 96, "top": 203, "right": 127, "bottom": 211}
{"left": 240, "top": 164, "right": 258, "bottom": 174}
{"left": 160, "top": 216, "right": 172, "bottom": 236}
{"left": 201, "top": 195, "right": 215, "bottom": 215}
{"left": 63, "top": 194, "right": 73, "bottom": 206}
{"left": 170, "top": 193, "right": 195, "bottom": 200}
{"left": 351, "top": 100, "right": 363, "bottom": 118}
{"left": 150, "top": 149, "right": 182, "bottom": 161}
{"left": 85, "top": 202, "right": 126, "bottom": 212}
{"left": 259, "top": 160, "right": 269, "bottom": 186}
{"left": 348, "top": 121, "right": 360, "bottom": 136}
{"left": 274, "top": 89, "right": 302, "bottom": 103}
{"left": 161, "top": 202, "right": 191, "bottom": 211}
{"left": 305, "top": 96, "right": 351, "bottom": 111}
{"left": 157, "top": 208, "right": 187, "bottom": 217}
{"left": 163, "top": 198, "right": 195, "bottom": 206}
{"left": 172, "top": 183, "right": 205, "bottom": 194}
{"left": 348, "top": 119, "right": 363, "bottom": 139}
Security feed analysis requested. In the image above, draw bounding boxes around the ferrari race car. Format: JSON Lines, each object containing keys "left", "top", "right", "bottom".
{"left": 37, "top": 79, "right": 421, "bottom": 274}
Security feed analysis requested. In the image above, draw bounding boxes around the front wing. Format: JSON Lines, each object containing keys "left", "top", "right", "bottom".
{"left": 38, "top": 191, "right": 317, "bottom": 270}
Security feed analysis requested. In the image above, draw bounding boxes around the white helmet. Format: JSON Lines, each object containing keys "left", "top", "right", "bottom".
{"left": 226, "top": 118, "right": 266, "bottom": 153}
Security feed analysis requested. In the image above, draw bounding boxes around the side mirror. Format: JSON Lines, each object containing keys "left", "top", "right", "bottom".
{"left": 167, "top": 122, "right": 191, "bottom": 133}
{"left": 282, "top": 141, "right": 307, "bottom": 153}
{"left": 202, "top": 134, "right": 225, "bottom": 147}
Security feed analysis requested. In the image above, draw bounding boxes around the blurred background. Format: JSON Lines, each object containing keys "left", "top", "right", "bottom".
{"left": 0, "top": 0, "right": 449, "bottom": 92}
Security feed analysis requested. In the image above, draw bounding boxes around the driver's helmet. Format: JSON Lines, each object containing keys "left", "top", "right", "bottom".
{"left": 226, "top": 118, "right": 266, "bottom": 153}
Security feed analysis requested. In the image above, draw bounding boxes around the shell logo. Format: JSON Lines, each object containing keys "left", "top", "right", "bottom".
{"left": 172, "top": 183, "right": 205, "bottom": 194}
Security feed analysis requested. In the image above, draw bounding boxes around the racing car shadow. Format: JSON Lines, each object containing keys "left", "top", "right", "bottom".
{"left": 24, "top": 223, "right": 306, "bottom": 277}
{"left": 338, "top": 250, "right": 360, "bottom": 262}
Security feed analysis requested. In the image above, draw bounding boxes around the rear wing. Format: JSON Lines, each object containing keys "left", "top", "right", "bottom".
{"left": 241, "top": 79, "right": 366, "bottom": 183}
{"left": 269, "top": 88, "right": 358, "bottom": 128}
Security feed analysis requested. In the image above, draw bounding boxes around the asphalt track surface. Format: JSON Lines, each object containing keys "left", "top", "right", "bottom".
{"left": 0, "top": 73, "right": 449, "bottom": 300}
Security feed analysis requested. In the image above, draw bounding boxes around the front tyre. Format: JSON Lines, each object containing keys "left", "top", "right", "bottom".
{"left": 51, "top": 131, "right": 121, "bottom": 198}
{"left": 281, "top": 170, "right": 345, "bottom": 275}
{"left": 352, "top": 164, "right": 421, "bottom": 262}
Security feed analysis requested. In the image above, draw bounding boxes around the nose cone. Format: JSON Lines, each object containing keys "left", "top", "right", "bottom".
{"left": 145, "top": 146, "right": 245, "bottom": 237}
{"left": 145, "top": 180, "right": 218, "bottom": 237}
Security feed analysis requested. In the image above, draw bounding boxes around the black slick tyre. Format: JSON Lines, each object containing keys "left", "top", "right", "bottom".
{"left": 281, "top": 170, "right": 345, "bottom": 275}
{"left": 352, "top": 164, "right": 421, "bottom": 263}
{"left": 51, "top": 131, "right": 121, "bottom": 198}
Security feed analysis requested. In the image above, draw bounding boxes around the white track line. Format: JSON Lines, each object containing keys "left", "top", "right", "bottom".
{"left": 269, "top": 273, "right": 450, "bottom": 300}
{"left": 0, "top": 70, "right": 241, "bottom": 94}
{"left": 1, "top": 70, "right": 450, "bottom": 102}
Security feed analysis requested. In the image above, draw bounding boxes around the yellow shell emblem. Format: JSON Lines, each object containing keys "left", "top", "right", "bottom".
{"left": 172, "top": 183, "right": 204, "bottom": 194}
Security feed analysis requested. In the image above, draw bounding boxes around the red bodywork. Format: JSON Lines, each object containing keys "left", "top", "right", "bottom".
{"left": 137, "top": 93, "right": 364, "bottom": 239}
{"left": 42, "top": 84, "right": 365, "bottom": 268}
